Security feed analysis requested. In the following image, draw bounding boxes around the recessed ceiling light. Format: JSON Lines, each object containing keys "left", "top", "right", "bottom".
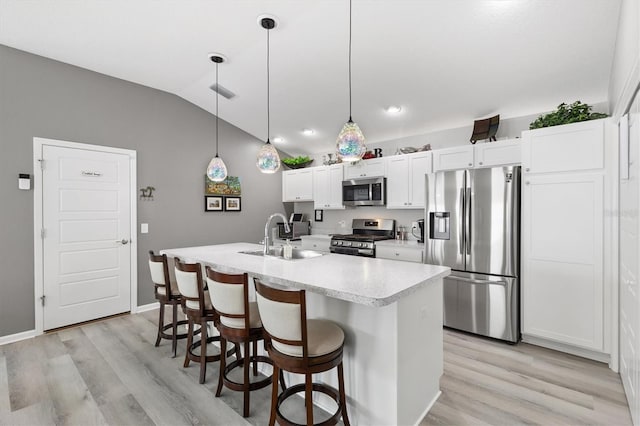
{"left": 302, "top": 129, "right": 315, "bottom": 136}
{"left": 273, "top": 137, "right": 284, "bottom": 143}
{"left": 385, "top": 105, "right": 402, "bottom": 114}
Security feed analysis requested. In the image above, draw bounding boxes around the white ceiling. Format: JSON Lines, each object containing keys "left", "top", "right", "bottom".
{"left": 0, "top": 0, "right": 621, "bottom": 157}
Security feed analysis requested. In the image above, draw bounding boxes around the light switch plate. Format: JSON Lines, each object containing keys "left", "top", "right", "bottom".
{"left": 141, "top": 223, "right": 149, "bottom": 234}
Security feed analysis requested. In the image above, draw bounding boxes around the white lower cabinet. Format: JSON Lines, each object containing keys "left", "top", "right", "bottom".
{"left": 386, "top": 152, "right": 431, "bottom": 209}
{"left": 521, "top": 119, "right": 614, "bottom": 361}
{"left": 313, "top": 164, "right": 344, "bottom": 209}
{"left": 522, "top": 173, "right": 604, "bottom": 350}
{"left": 301, "top": 236, "right": 331, "bottom": 252}
{"left": 376, "top": 244, "right": 423, "bottom": 263}
{"left": 282, "top": 169, "right": 313, "bottom": 202}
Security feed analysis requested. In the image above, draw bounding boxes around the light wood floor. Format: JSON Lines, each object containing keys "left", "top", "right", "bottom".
{"left": 0, "top": 309, "right": 632, "bottom": 426}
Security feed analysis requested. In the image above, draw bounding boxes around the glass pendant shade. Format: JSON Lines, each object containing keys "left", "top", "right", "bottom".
{"left": 256, "top": 141, "right": 281, "bottom": 173}
{"left": 336, "top": 120, "right": 366, "bottom": 162}
{"left": 206, "top": 155, "right": 228, "bottom": 182}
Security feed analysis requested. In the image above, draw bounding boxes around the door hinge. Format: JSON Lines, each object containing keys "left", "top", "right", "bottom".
{"left": 40, "top": 295, "right": 46, "bottom": 306}
{"left": 38, "top": 159, "right": 45, "bottom": 170}
{"left": 41, "top": 229, "right": 46, "bottom": 239}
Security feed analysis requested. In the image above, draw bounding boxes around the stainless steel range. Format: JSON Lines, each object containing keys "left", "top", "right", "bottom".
{"left": 330, "top": 219, "right": 395, "bottom": 257}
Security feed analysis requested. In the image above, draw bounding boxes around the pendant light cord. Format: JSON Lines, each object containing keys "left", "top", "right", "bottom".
{"left": 215, "top": 61, "right": 219, "bottom": 156}
{"left": 266, "top": 26, "right": 271, "bottom": 143}
{"left": 348, "top": 0, "right": 353, "bottom": 122}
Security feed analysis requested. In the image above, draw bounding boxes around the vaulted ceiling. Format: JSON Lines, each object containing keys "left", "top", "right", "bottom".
{"left": 0, "top": 0, "right": 621, "bottom": 157}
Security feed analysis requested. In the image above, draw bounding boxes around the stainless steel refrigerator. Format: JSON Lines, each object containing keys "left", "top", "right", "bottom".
{"left": 424, "top": 166, "right": 520, "bottom": 342}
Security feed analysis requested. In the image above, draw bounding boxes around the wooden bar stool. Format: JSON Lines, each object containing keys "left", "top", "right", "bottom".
{"left": 174, "top": 257, "right": 235, "bottom": 384}
{"left": 254, "top": 279, "right": 350, "bottom": 426}
{"left": 148, "top": 251, "right": 189, "bottom": 358}
{"left": 205, "top": 267, "right": 278, "bottom": 417}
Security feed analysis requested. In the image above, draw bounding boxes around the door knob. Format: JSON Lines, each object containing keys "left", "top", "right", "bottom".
{"left": 116, "top": 239, "right": 129, "bottom": 245}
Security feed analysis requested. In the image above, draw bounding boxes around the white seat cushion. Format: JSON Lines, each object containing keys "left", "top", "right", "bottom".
{"left": 220, "top": 301, "right": 262, "bottom": 329}
{"left": 273, "top": 319, "right": 344, "bottom": 358}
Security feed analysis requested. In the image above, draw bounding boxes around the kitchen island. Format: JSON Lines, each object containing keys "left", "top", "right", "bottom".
{"left": 161, "top": 243, "right": 449, "bottom": 425}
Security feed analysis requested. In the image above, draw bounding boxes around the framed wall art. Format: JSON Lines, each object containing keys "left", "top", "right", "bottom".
{"left": 205, "top": 196, "right": 223, "bottom": 212}
{"left": 224, "top": 197, "right": 241, "bottom": 212}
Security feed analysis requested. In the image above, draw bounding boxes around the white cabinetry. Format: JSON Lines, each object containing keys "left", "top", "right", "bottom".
{"left": 521, "top": 119, "right": 614, "bottom": 359}
{"left": 432, "top": 146, "right": 474, "bottom": 171}
{"left": 433, "top": 139, "right": 522, "bottom": 172}
{"left": 282, "top": 169, "right": 313, "bottom": 202}
{"left": 313, "top": 164, "right": 345, "bottom": 210}
{"left": 300, "top": 235, "right": 331, "bottom": 252}
{"left": 386, "top": 152, "right": 432, "bottom": 209}
{"left": 474, "top": 138, "right": 521, "bottom": 167}
{"left": 343, "top": 158, "right": 385, "bottom": 179}
{"left": 376, "top": 244, "right": 423, "bottom": 263}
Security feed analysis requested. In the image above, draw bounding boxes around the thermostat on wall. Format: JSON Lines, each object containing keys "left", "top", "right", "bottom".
{"left": 18, "top": 173, "right": 31, "bottom": 190}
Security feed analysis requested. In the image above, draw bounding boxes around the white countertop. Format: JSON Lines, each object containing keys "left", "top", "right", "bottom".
{"left": 300, "top": 234, "right": 332, "bottom": 240}
{"left": 161, "top": 243, "right": 449, "bottom": 307}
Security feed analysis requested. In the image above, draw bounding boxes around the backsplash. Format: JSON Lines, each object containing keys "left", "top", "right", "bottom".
{"left": 294, "top": 203, "right": 424, "bottom": 240}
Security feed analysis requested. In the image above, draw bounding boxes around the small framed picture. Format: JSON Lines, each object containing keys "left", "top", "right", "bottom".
{"left": 224, "top": 196, "right": 241, "bottom": 212}
{"left": 205, "top": 196, "right": 223, "bottom": 212}
{"left": 315, "top": 209, "right": 323, "bottom": 222}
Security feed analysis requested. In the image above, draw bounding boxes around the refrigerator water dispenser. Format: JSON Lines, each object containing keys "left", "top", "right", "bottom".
{"left": 429, "top": 212, "right": 450, "bottom": 240}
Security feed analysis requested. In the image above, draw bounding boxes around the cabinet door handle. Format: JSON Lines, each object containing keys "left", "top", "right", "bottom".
{"left": 479, "top": 162, "right": 483, "bottom": 165}
{"left": 525, "top": 181, "right": 530, "bottom": 185}
{"left": 525, "top": 167, "right": 530, "bottom": 172}
{"left": 468, "top": 163, "right": 472, "bottom": 166}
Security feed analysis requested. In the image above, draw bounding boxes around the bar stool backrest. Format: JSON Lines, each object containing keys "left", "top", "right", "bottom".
{"left": 174, "top": 258, "right": 205, "bottom": 314}
{"left": 254, "top": 279, "right": 308, "bottom": 359}
{"left": 206, "top": 268, "right": 250, "bottom": 332}
{"left": 148, "top": 251, "right": 172, "bottom": 298}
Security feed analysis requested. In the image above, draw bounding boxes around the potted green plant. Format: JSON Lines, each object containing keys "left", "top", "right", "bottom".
{"left": 281, "top": 155, "right": 313, "bottom": 169}
{"left": 529, "top": 101, "right": 607, "bottom": 130}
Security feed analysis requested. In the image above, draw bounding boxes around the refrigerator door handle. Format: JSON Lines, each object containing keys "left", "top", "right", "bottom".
{"left": 454, "top": 276, "right": 507, "bottom": 287}
{"left": 459, "top": 188, "right": 465, "bottom": 255}
{"left": 466, "top": 187, "right": 471, "bottom": 255}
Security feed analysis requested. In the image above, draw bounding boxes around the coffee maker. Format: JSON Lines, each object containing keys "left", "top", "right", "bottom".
{"left": 412, "top": 219, "right": 425, "bottom": 243}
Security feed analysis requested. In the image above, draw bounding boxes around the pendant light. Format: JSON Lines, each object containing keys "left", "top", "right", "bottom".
{"left": 256, "top": 16, "right": 281, "bottom": 174}
{"left": 336, "top": 0, "right": 366, "bottom": 162}
{"left": 206, "top": 54, "right": 228, "bottom": 182}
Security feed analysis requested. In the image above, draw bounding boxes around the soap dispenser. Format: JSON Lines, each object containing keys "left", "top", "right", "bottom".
{"left": 283, "top": 239, "right": 293, "bottom": 260}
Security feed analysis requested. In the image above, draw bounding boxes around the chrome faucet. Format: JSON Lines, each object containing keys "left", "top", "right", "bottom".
{"left": 264, "top": 213, "right": 290, "bottom": 255}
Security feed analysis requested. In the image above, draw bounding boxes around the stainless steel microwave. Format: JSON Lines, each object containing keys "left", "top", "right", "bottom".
{"left": 342, "top": 177, "right": 386, "bottom": 206}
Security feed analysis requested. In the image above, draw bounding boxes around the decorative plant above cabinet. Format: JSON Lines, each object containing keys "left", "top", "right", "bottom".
{"left": 529, "top": 101, "right": 607, "bottom": 130}
{"left": 282, "top": 156, "right": 313, "bottom": 169}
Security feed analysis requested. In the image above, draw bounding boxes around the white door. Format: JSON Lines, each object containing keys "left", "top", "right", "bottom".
{"left": 42, "top": 144, "right": 132, "bottom": 330}
{"left": 620, "top": 104, "right": 640, "bottom": 425}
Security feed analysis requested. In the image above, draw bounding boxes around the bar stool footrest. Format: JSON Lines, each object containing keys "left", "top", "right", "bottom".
{"left": 276, "top": 383, "right": 343, "bottom": 426}
{"left": 222, "top": 355, "right": 273, "bottom": 392}
{"left": 187, "top": 335, "right": 235, "bottom": 363}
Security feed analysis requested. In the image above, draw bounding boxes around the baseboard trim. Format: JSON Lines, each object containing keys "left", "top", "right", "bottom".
{"left": 413, "top": 390, "right": 441, "bottom": 426}
{"left": 0, "top": 329, "right": 37, "bottom": 347}
{"left": 522, "top": 334, "right": 611, "bottom": 364}
{"left": 134, "top": 302, "right": 160, "bottom": 314}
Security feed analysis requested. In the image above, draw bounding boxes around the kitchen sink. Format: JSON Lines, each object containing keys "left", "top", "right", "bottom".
{"left": 239, "top": 247, "right": 324, "bottom": 260}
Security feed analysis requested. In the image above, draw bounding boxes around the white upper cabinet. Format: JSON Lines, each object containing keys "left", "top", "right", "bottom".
{"left": 433, "top": 139, "right": 522, "bottom": 172}
{"left": 343, "top": 158, "right": 385, "bottom": 179}
{"left": 522, "top": 119, "right": 605, "bottom": 174}
{"left": 474, "top": 138, "right": 522, "bottom": 168}
{"left": 313, "top": 164, "right": 345, "bottom": 210}
{"left": 432, "top": 146, "right": 474, "bottom": 171}
{"left": 282, "top": 169, "right": 313, "bottom": 202}
{"left": 386, "top": 152, "right": 432, "bottom": 209}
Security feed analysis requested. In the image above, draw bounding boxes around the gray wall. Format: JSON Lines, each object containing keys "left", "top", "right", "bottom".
{"left": 0, "top": 45, "right": 286, "bottom": 338}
